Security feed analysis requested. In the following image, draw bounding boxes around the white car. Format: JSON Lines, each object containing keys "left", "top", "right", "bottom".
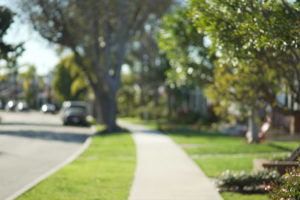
{"left": 41, "top": 104, "right": 56, "bottom": 113}
{"left": 16, "top": 102, "right": 29, "bottom": 111}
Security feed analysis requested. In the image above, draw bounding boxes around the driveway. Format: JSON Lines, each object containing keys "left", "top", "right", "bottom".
{"left": 0, "top": 111, "right": 93, "bottom": 200}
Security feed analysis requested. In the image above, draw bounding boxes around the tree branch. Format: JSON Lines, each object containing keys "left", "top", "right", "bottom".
{"left": 72, "top": 47, "right": 97, "bottom": 90}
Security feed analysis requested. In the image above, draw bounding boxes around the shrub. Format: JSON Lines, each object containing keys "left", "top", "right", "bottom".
{"left": 128, "top": 103, "right": 169, "bottom": 121}
{"left": 176, "top": 109, "right": 200, "bottom": 124}
{"left": 271, "top": 154, "right": 290, "bottom": 161}
{"left": 267, "top": 167, "right": 300, "bottom": 200}
{"left": 218, "top": 169, "right": 282, "bottom": 193}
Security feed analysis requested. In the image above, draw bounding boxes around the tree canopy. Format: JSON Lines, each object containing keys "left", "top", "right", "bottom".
{"left": 190, "top": 0, "right": 300, "bottom": 116}
{"left": 158, "top": 5, "right": 215, "bottom": 88}
{"left": 21, "top": 0, "right": 173, "bottom": 131}
{"left": 0, "top": 6, "right": 23, "bottom": 67}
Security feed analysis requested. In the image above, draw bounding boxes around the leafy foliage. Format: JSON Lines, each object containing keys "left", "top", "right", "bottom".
{"left": 0, "top": 6, "right": 23, "bottom": 64}
{"left": 158, "top": 5, "right": 214, "bottom": 88}
{"left": 190, "top": 0, "right": 300, "bottom": 116}
{"left": 267, "top": 166, "right": 300, "bottom": 200}
{"left": 52, "top": 55, "right": 88, "bottom": 102}
{"left": 118, "top": 16, "right": 172, "bottom": 120}
{"left": 22, "top": 66, "right": 38, "bottom": 108}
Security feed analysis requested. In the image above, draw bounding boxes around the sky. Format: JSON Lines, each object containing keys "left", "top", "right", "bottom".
{"left": 0, "top": 0, "right": 59, "bottom": 75}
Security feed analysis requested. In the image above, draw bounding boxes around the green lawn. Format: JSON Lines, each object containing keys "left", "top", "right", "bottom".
{"left": 120, "top": 117, "right": 299, "bottom": 200}
{"left": 167, "top": 131, "right": 299, "bottom": 177}
{"left": 17, "top": 131, "right": 136, "bottom": 200}
{"left": 221, "top": 192, "right": 269, "bottom": 200}
{"left": 166, "top": 130, "right": 299, "bottom": 200}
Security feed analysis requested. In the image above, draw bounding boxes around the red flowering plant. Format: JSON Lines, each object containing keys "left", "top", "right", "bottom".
{"left": 266, "top": 166, "right": 300, "bottom": 200}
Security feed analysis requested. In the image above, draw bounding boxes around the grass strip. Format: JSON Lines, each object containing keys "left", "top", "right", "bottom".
{"left": 167, "top": 131, "right": 299, "bottom": 175}
{"left": 221, "top": 192, "right": 269, "bottom": 200}
{"left": 17, "top": 131, "right": 136, "bottom": 200}
{"left": 118, "top": 117, "right": 159, "bottom": 130}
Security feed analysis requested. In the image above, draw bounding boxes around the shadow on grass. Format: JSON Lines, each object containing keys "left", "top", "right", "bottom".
{"left": 162, "top": 128, "right": 230, "bottom": 138}
{"left": 267, "top": 143, "right": 294, "bottom": 152}
{"left": 118, "top": 118, "right": 235, "bottom": 139}
{"left": 96, "top": 127, "right": 130, "bottom": 136}
{"left": 221, "top": 190, "right": 267, "bottom": 194}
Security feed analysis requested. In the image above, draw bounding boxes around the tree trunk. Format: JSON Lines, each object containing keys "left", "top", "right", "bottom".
{"left": 93, "top": 88, "right": 106, "bottom": 124}
{"left": 167, "top": 89, "right": 172, "bottom": 117}
{"left": 247, "top": 109, "right": 259, "bottom": 143}
{"left": 93, "top": 88, "right": 121, "bottom": 132}
{"left": 154, "top": 85, "right": 159, "bottom": 106}
{"left": 95, "top": 99, "right": 104, "bottom": 124}
{"left": 105, "top": 87, "right": 121, "bottom": 132}
{"left": 288, "top": 145, "right": 300, "bottom": 161}
{"left": 140, "top": 84, "right": 145, "bottom": 106}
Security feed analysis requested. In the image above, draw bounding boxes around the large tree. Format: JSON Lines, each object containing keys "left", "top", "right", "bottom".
{"left": 190, "top": 0, "right": 300, "bottom": 142}
{"left": 21, "top": 0, "right": 173, "bottom": 132}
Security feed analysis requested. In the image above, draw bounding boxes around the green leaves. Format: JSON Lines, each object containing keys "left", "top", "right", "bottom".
{"left": 0, "top": 6, "right": 23, "bottom": 66}
{"left": 268, "top": 167, "right": 300, "bottom": 199}
{"left": 52, "top": 55, "right": 88, "bottom": 102}
{"left": 158, "top": 5, "right": 214, "bottom": 88}
{"left": 190, "top": 0, "right": 300, "bottom": 117}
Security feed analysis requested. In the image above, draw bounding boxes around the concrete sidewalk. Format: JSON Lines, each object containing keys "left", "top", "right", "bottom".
{"left": 118, "top": 121, "right": 223, "bottom": 200}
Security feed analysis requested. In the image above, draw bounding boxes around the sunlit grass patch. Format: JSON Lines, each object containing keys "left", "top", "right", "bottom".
{"left": 221, "top": 192, "right": 269, "bottom": 200}
{"left": 166, "top": 130, "right": 298, "bottom": 200}
{"left": 17, "top": 132, "right": 136, "bottom": 200}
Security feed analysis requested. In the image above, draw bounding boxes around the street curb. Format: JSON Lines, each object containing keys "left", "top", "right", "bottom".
{"left": 5, "top": 130, "right": 95, "bottom": 200}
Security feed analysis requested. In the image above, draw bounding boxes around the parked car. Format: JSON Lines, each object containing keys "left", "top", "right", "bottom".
{"left": 61, "top": 101, "right": 87, "bottom": 125}
{"left": 5, "top": 100, "right": 16, "bottom": 111}
{"left": 61, "top": 101, "right": 86, "bottom": 113}
{"left": 16, "top": 101, "right": 29, "bottom": 111}
{"left": 62, "top": 107, "right": 87, "bottom": 126}
{"left": 41, "top": 104, "right": 56, "bottom": 113}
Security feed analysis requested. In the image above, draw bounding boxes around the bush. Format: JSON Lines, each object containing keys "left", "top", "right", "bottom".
{"left": 267, "top": 167, "right": 300, "bottom": 200}
{"left": 271, "top": 154, "right": 290, "bottom": 161}
{"left": 218, "top": 169, "right": 282, "bottom": 193}
{"left": 127, "top": 103, "right": 169, "bottom": 121}
{"left": 176, "top": 109, "right": 200, "bottom": 124}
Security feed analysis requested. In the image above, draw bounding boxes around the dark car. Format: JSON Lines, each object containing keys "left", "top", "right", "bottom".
{"left": 62, "top": 107, "right": 87, "bottom": 126}
{"left": 61, "top": 101, "right": 86, "bottom": 113}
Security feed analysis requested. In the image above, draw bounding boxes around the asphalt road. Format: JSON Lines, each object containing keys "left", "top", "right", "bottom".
{"left": 0, "top": 111, "right": 93, "bottom": 200}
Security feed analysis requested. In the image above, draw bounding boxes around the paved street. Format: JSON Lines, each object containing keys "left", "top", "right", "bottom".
{"left": 0, "top": 111, "right": 93, "bottom": 200}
